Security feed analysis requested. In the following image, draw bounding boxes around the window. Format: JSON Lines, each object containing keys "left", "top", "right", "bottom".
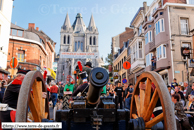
{"left": 67, "top": 35, "right": 70, "bottom": 44}
{"left": 148, "top": 25, "right": 152, "bottom": 28}
{"left": 187, "top": 0, "right": 194, "bottom": 4}
{"left": 81, "top": 42, "right": 84, "bottom": 51}
{"left": 75, "top": 41, "right": 84, "bottom": 51}
{"left": 90, "top": 36, "right": 92, "bottom": 45}
{"left": 75, "top": 42, "right": 77, "bottom": 51}
{"left": 128, "top": 47, "right": 131, "bottom": 56}
{"left": 138, "top": 25, "right": 142, "bottom": 36}
{"left": 156, "top": 44, "right": 166, "bottom": 60}
{"left": 12, "top": 29, "right": 17, "bottom": 36}
{"left": 18, "top": 50, "right": 25, "bottom": 62}
{"left": 78, "top": 41, "right": 80, "bottom": 49}
{"left": 64, "top": 35, "right": 66, "bottom": 44}
{"left": 146, "top": 53, "right": 153, "bottom": 67}
{"left": 155, "top": 19, "right": 165, "bottom": 35}
{"left": 18, "top": 30, "right": 23, "bottom": 37}
{"left": 148, "top": 15, "right": 152, "bottom": 21}
{"left": 139, "top": 42, "right": 142, "bottom": 58}
{"left": 182, "top": 42, "right": 191, "bottom": 60}
{"left": 93, "top": 37, "right": 96, "bottom": 45}
{"left": 0, "top": 0, "right": 3, "bottom": 11}
{"left": 145, "top": 31, "right": 152, "bottom": 44}
{"left": 180, "top": 18, "right": 189, "bottom": 35}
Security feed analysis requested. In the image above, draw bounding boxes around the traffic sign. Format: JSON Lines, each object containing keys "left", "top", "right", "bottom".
{"left": 122, "top": 78, "right": 127, "bottom": 84}
{"left": 123, "top": 61, "right": 131, "bottom": 70}
{"left": 10, "top": 57, "right": 18, "bottom": 69}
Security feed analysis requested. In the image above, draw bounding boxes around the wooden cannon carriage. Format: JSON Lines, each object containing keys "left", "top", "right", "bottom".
{"left": 15, "top": 67, "right": 176, "bottom": 130}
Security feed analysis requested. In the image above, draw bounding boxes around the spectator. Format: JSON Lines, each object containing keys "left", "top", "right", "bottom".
{"left": 185, "top": 94, "right": 194, "bottom": 111}
{"left": 167, "top": 86, "right": 172, "bottom": 96}
{"left": 0, "top": 81, "right": 6, "bottom": 103}
{"left": 171, "top": 78, "right": 178, "bottom": 89}
{"left": 123, "top": 83, "right": 128, "bottom": 108}
{"left": 174, "top": 87, "right": 184, "bottom": 101}
{"left": 114, "top": 82, "right": 123, "bottom": 109}
{"left": 50, "top": 81, "right": 58, "bottom": 108}
{"left": 106, "top": 84, "right": 110, "bottom": 92}
{"left": 109, "top": 84, "right": 114, "bottom": 97}
{"left": 58, "top": 84, "right": 64, "bottom": 100}
{"left": 184, "top": 81, "right": 191, "bottom": 99}
{"left": 125, "top": 84, "right": 133, "bottom": 109}
{"left": 180, "top": 86, "right": 184, "bottom": 94}
{"left": 191, "top": 82, "right": 194, "bottom": 98}
{"left": 171, "top": 94, "right": 192, "bottom": 130}
{"left": 151, "top": 56, "right": 156, "bottom": 71}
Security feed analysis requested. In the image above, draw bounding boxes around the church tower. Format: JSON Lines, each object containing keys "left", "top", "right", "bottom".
{"left": 57, "top": 13, "right": 103, "bottom": 82}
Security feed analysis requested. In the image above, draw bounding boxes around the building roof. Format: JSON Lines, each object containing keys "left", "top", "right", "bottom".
{"left": 88, "top": 14, "right": 96, "bottom": 31}
{"left": 130, "top": 7, "right": 144, "bottom": 26}
{"left": 62, "top": 13, "right": 71, "bottom": 30}
{"left": 72, "top": 13, "right": 86, "bottom": 33}
{"left": 11, "top": 23, "right": 25, "bottom": 30}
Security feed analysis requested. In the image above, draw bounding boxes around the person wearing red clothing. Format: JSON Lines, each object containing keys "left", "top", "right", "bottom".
{"left": 50, "top": 81, "right": 58, "bottom": 108}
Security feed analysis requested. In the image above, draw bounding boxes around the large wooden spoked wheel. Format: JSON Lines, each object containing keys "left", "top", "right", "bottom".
{"left": 130, "top": 71, "right": 176, "bottom": 130}
{"left": 16, "top": 71, "right": 49, "bottom": 122}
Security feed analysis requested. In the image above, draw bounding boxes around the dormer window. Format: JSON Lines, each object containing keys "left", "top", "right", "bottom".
{"left": 10, "top": 29, "right": 24, "bottom": 37}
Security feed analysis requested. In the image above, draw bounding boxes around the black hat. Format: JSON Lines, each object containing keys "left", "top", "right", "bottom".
{"left": 85, "top": 62, "right": 92, "bottom": 68}
{"left": 17, "top": 68, "right": 31, "bottom": 75}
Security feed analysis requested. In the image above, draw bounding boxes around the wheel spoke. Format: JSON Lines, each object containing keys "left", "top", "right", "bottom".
{"left": 142, "top": 78, "right": 152, "bottom": 119}
{"left": 143, "top": 89, "right": 159, "bottom": 121}
{"left": 32, "top": 80, "right": 43, "bottom": 119}
{"left": 134, "top": 95, "right": 141, "bottom": 117}
{"left": 45, "top": 112, "right": 48, "bottom": 119}
{"left": 145, "top": 113, "right": 164, "bottom": 128}
{"left": 29, "top": 93, "right": 41, "bottom": 122}
{"left": 132, "top": 114, "right": 138, "bottom": 119}
{"left": 140, "top": 88, "right": 145, "bottom": 116}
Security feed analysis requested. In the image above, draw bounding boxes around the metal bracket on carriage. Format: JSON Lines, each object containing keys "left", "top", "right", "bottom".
{"left": 91, "top": 111, "right": 103, "bottom": 130}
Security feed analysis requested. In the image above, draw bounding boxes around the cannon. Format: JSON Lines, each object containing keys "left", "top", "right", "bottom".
{"left": 15, "top": 68, "right": 176, "bottom": 130}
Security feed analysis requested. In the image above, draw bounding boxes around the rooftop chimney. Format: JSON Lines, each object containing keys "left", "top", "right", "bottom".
{"left": 36, "top": 27, "right": 39, "bottom": 31}
{"left": 143, "top": 2, "right": 148, "bottom": 15}
{"left": 28, "top": 23, "right": 35, "bottom": 30}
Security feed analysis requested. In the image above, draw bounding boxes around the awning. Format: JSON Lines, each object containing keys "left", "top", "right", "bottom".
{"left": 47, "top": 68, "right": 56, "bottom": 80}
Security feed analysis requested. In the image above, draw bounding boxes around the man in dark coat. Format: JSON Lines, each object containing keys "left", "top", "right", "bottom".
{"left": 0, "top": 69, "right": 31, "bottom": 124}
{"left": 72, "top": 62, "right": 92, "bottom": 96}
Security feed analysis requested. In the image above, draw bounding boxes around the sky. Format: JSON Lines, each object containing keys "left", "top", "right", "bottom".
{"left": 11, "top": 0, "right": 153, "bottom": 63}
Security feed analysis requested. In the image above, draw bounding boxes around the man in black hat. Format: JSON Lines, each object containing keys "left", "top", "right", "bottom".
{"left": 72, "top": 62, "right": 92, "bottom": 96}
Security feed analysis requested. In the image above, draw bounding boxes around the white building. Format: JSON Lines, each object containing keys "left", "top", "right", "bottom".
{"left": 57, "top": 13, "right": 104, "bottom": 82}
{"left": 0, "top": 0, "right": 13, "bottom": 69}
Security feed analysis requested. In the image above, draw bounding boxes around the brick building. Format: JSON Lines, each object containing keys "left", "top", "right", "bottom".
{"left": 112, "top": 27, "right": 134, "bottom": 84}
{"left": 8, "top": 23, "right": 56, "bottom": 78}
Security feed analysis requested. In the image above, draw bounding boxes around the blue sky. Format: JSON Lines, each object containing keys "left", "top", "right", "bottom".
{"left": 11, "top": 0, "right": 153, "bottom": 63}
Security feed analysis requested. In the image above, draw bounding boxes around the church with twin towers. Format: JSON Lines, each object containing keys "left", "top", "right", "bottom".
{"left": 57, "top": 13, "right": 104, "bottom": 82}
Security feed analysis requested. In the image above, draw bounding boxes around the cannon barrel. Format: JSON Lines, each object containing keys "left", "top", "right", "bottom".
{"left": 87, "top": 67, "right": 109, "bottom": 106}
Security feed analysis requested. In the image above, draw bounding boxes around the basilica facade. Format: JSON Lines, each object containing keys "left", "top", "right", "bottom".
{"left": 57, "top": 13, "right": 103, "bottom": 82}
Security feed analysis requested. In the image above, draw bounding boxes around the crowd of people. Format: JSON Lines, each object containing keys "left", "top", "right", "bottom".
{"left": 168, "top": 78, "right": 194, "bottom": 130}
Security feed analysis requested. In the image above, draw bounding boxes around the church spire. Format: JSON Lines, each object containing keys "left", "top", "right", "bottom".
{"left": 88, "top": 14, "right": 96, "bottom": 30}
{"left": 62, "top": 13, "right": 71, "bottom": 30}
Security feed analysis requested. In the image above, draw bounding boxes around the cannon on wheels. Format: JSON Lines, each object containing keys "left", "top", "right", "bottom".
{"left": 15, "top": 71, "right": 50, "bottom": 123}
{"left": 14, "top": 68, "right": 176, "bottom": 130}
